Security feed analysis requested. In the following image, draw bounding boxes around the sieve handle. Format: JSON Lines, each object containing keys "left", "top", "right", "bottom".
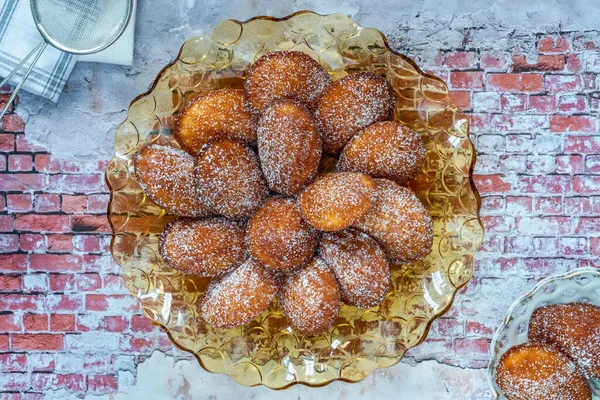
{"left": 0, "top": 42, "right": 48, "bottom": 121}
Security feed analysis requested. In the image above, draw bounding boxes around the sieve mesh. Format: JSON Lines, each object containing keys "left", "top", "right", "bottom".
{"left": 31, "top": 0, "right": 131, "bottom": 53}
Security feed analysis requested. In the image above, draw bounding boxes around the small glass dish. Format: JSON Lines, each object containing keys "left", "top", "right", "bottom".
{"left": 488, "top": 267, "right": 600, "bottom": 399}
{"left": 106, "top": 10, "right": 483, "bottom": 389}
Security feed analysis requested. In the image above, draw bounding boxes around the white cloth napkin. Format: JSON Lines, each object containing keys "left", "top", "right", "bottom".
{"left": 0, "top": 0, "right": 136, "bottom": 103}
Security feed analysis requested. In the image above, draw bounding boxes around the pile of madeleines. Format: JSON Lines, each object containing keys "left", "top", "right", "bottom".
{"left": 133, "top": 50, "right": 433, "bottom": 335}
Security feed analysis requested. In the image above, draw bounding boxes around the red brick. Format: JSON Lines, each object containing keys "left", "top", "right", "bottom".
{"left": 6, "top": 193, "right": 33, "bottom": 212}
{"left": 545, "top": 74, "right": 582, "bottom": 92}
{"left": 16, "top": 135, "right": 46, "bottom": 152}
{"left": 76, "top": 273, "right": 102, "bottom": 291}
{"left": 30, "top": 254, "right": 82, "bottom": 272}
{"left": 556, "top": 155, "right": 583, "bottom": 174}
{"left": 559, "top": 237, "right": 588, "bottom": 256}
{"left": 34, "top": 154, "right": 60, "bottom": 172}
{"left": 487, "top": 73, "right": 543, "bottom": 92}
{"left": 0, "top": 133, "right": 14, "bottom": 151}
{"left": 436, "top": 319, "right": 462, "bottom": 337}
{"left": 87, "top": 374, "right": 118, "bottom": 393}
{"left": 48, "top": 174, "right": 102, "bottom": 194}
{"left": 28, "top": 353, "right": 55, "bottom": 372}
{"left": 564, "top": 197, "right": 591, "bottom": 215}
{"left": 0, "top": 214, "right": 14, "bottom": 231}
{"left": 50, "top": 314, "right": 76, "bottom": 331}
{"left": 583, "top": 73, "right": 598, "bottom": 90}
{"left": 119, "top": 335, "right": 155, "bottom": 353}
{"left": 46, "top": 294, "right": 82, "bottom": 312}
{"left": 102, "top": 274, "right": 125, "bottom": 291}
{"left": 468, "top": 113, "right": 489, "bottom": 133}
{"left": 0, "top": 274, "right": 21, "bottom": 291}
{"left": 558, "top": 95, "right": 587, "bottom": 112}
{"left": 87, "top": 194, "right": 109, "bottom": 214}
{"left": 575, "top": 217, "right": 600, "bottom": 234}
{"left": 0, "top": 353, "right": 27, "bottom": 372}
{"left": 0, "top": 334, "right": 8, "bottom": 350}
{"left": 60, "top": 160, "right": 81, "bottom": 173}
{"left": 61, "top": 195, "right": 87, "bottom": 213}
{"left": 515, "top": 216, "right": 571, "bottom": 235}
{"left": 19, "top": 233, "right": 45, "bottom": 252}
{"left": 15, "top": 214, "right": 70, "bottom": 233}
{"left": 86, "top": 294, "right": 139, "bottom": 313}
{"left": 1, "top": 113, "right": 24, "bottom": 131}
{"left": 491, "top": 114, "right": 546, "bottom": 132}
{"left": 512, "top": 54, "right": 564, "bottom": 71}
{"left": 534, "top": 196, "right": 562, "bottom": 214}
{"left": 131, "top": 315, "right": 156, "bottom": 333}
{"left": 34, "top": 193, "right": 60, "bottom": 212}
{"left": 47, "top": 234, "right": 73, "bottom": 252}
{"left": 22, "top": 274, "right": 48, "bottom": 292}
{"left": 0, "top": 173, "right": 46, "bottom": 191}
{"left": 575, "top": 175, "right": 600, "bottom": 193}
{"left": 103, "top": 316, "right": 129, "bottom": 332}
{"left": 449, "top": 91, "right": 471, "bottom": 110}
{"left": 480, "top": 51, "right": 506, "bottom": 70}
{"left": 566, "top": 53, "right": 583, "bottom": 72}
{"left": 450, "top": 71, "right": 484, "bottom": 89}
{"left": 0, "top": 372, "right": 29, "bottom": 391}
{"left": 500, "top": 94, "right": 526, "bottom": 112}
{"left": 550, "top": 115, "right": 596, "bottom": 133}
{"left": 73, "top": 235, "right": 100, "bottom": 253}
{"left": 71, "top": 215, "right": 110, "bottom": 233}
{"left": 23, "top": 314, "right": 48, "bottom": 331}
{"left": 564, "top": 136, "right": 600, "bottom": 153}
{"left": 0, "top": 294, "right": 43, "bottom": 312}
{"left": 538, "top": 35, "right": 569, "bottom": 53}
{"left": 473, "top": 175, "right": 511, "bottom": 193}
{"left": 529, "top": 95, "right": 556, "bottom": 113}
{"left": 444, "top": 51, "right": 477, "bottom": 69}
{"left": 0, "top": 313, "right": 21, "bottom": 331}
{"left": 481, "top": 216, "right": 513, "bottom": 233}
{"left": 31, "top": 373, "right": 85, "bottom": 392}
{"left": 465, "top": 321, "right": 494, "bottom": 336}
{"left": 515, "top": 175, "right": 572, "bottom": 193}
{"left": 0, "top": 234, "right": 19, "bottom": 253}
{"left": 49, "top": 274, "right": 75, "bottom": 292}
{"left": 8, "top": 154, "right": 33, "bottom": 171}
{"left": 591, "top": 238, "right": 600, "bottom": 256}
{"left": 0, "top": 254, "right": 27, "bottom": 271}
{"left": 13, "top": 334, "right": 63, "bottom": 351}
{"left": 454, "top": 338, "right": 490, "bottom": 355}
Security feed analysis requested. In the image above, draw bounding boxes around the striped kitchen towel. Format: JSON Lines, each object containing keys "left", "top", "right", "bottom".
{"left": 0, "top": 0, "right": 76, "bottom": 102}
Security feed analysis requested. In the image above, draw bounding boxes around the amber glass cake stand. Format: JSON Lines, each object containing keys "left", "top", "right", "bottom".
{"left": 106, "top": 11, "right": 483, "bottom": 389}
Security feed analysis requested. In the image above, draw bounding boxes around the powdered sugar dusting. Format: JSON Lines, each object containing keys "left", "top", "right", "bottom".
{"left": 257, "top": 100, "right": 322, "bottom": 196}
{"left": 175, "top": 89, "right": 257, "bottom": 155}
{"left": 279, "top": 257, "right": 340, "bottom": 335}
{"left": 299, "top": 172, "right": 377, "bottom": 232}
{"left": 529, "top": 303, "right": 600, "bottom": 379}
{"left": 195, "top": 139, "right": 268, "bottom": 220}
{"left": 353, "top": 179, "right": 433, "bottom": 263}
{"left": 134, "top": 144, "right": 211, "bottom": 217}
{"left": 314, "top": 72, "right": 396, "bottom": 154}
{"left": 247, "top": 197, "right": 318, "bottom": 272}
{"left": 244, "top": 51, "right": 332, "bottom": 114}
{"left": 495, "top": 342, "right": 592, "bottom": 400}
{"left": 158, "top": 217, "right": 246, "bottom": 277}
{"left": 319, "top": 229, "right": 390, "bottom": 309}
{"left": 337, "top": 121, "right": 425, "bottom": 185}
{"left": 201, "top": 259, "right": 279, "bottom": 329}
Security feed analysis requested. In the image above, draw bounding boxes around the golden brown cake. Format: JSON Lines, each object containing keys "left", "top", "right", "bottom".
{"left": 257, "top": 99, "right": 322, "bottom": 196}
{"left": 298, "top": 172, "right": 377, "bottom": 232}
{"left": 528, "top": 303, "right": 600, "bottom": 379}
{"left": 353, "top": 179, "right": 433, "bottom": 263}
{"left": 195, "top": 139, "right": 268, "bottom": 219}
{"left": 159, "top": 217, "right": 246, "bottom": 277}
{"left": 244, "top": 51, "right": 331, "bottom": 114}
{"left": 337, "top": 121, "right": 425, "bottom": 185}
{"left": 174, "top": 89, "right": 257, "bottom": 155}
{"left": 278, "top": 257, "right": 340, "bottom": 335}
{"left": 495, "top": 342, "right": 591, "bottom": 400}
{"left": 134, "top": 144, "right": 211, "bottom": 217}
{"left": 319, "top": 229, "right": 390, "bottom": 308}
{"left": 247, "top": 197, "right": 318, "bottom": 273}
{"left": 201, "top": 259, "right": 278, "bottom": 329}
{"left": 314, "top": 72, "right": 396, "bottom": 154}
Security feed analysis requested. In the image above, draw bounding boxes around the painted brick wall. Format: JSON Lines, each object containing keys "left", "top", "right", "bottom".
{"left": 1, "top": 29, "right": 600, "bottom": 396}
